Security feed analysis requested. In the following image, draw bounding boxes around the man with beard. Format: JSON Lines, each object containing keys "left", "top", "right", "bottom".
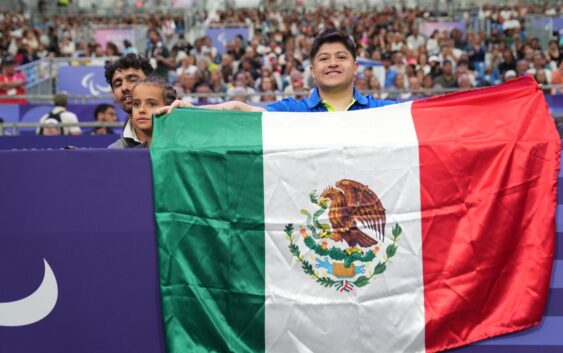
{"left": 104, "top": 54, "right": 154, "bottom": 148}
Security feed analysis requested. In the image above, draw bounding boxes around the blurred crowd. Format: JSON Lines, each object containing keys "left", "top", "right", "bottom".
{"left": 2, "top": 3, "right": 563, "bottom": 105}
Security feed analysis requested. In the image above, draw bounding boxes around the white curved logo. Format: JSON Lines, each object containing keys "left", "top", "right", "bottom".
{"left": 0, "top": 259, "right": 58, "bottom": 327}
{"left": 217, "top": 32, "right": 227, "bottom": 47}
{"left": 81, "top": 73, "right": 111, "bottom": 96}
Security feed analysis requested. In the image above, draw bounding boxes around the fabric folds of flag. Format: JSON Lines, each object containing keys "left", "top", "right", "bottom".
{"left": 150, "top": 75, "right": 560, "bottom": 353}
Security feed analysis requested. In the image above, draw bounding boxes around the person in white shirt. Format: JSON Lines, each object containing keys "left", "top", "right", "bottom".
{"left": 407, "top": 27, "right": 426, "bottom": 50}
{"left": 36, "top": 93, "right": 81, "bottom": 135}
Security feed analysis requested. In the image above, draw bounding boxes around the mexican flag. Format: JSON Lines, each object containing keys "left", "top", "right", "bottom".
{"left": 150, "top": 76, "right": 560, "bottom": 353}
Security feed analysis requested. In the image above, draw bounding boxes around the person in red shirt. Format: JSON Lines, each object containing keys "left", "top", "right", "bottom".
{"left": 0, "top": 56, "right": 27, "bottom": 104}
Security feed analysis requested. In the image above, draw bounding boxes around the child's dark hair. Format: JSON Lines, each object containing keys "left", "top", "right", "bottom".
{"left": 310, "top": 29, "right": 357, "bottom": 61}
{"left": 131, "top": 75, "right": 178, "bottom": 105}
{"left": 104, "top": 54, "right": 153, "bottom": 87}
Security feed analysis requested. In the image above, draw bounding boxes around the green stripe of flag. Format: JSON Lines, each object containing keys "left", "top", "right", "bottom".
{"left": 151, "top": 108, "right": 265, "bottom": 353}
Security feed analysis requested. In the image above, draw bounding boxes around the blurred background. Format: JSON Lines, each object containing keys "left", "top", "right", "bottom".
{"left": 1, "top": 0, "right": 562, "bottom": 143}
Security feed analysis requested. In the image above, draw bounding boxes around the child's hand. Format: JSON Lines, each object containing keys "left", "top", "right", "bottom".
{"left": 155, "top": 100, "right": 193, "bottom": 116}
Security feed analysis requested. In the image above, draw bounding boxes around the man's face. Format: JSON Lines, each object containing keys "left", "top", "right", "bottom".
{"left": 104, "top": 107, "right": 117, "bottom": 122}
{"left": 111, "top": 68, "right": 146, "bottom": 114}
{"left": 3, "top": 63, "right": 16, "bottom": 75}
{"left": 443, "top": 62, "right": 452, "bottom": 75}
{"left": 149, "top": 30, "right": 159, "bottom": 43}
{"left": 311, "top": 42, "right": 357, "bottom": 93}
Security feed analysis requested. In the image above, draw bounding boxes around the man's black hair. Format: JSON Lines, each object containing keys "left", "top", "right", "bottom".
{"left": 94, "top": 103, "right": 114, "bottom": 120}
{"left": 310, "top": 29, "right": 357, "bottom": 61}
{"left": 104, "top": 54, "right": 153, "bottom": 88}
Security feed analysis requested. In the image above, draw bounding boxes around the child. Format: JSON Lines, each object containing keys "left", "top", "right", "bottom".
{"left": 130, "top": 75, "right": 177, "bottom": 147}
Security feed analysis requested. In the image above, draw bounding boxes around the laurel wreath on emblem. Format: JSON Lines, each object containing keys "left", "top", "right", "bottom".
{"left": 285, "top": 180, "right": 401, "bottom": 293}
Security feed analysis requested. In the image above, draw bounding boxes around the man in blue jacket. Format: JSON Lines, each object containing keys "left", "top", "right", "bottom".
{"left": 265, "top": 29, "right": 396, "bottom": 112}
{"left": 157, "top": 29, "right": 396, "bottom": 114}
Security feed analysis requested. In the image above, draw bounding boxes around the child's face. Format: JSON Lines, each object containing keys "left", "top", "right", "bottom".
{"left": 131, "top": 83, "right": 165, "bottom": 132}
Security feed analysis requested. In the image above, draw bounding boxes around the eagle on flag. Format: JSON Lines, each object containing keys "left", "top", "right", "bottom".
{"left": 320, "top": 179, "right": 386, "bottom": 248}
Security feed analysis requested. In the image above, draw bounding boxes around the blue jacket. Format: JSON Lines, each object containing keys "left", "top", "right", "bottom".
{"left": 265, "top": 87, "right": 397, "bottom": 112}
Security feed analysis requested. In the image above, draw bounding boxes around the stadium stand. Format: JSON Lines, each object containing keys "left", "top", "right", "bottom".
{"left": 1, "top": 2, "right": 563, "bottom": 137}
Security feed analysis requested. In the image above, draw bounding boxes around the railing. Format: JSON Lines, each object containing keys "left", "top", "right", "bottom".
{"left": 3, "top": 84, "right": 563, "bottom": 104}
{"left": 0, "top": 122, "right": 125, "bottom": 136}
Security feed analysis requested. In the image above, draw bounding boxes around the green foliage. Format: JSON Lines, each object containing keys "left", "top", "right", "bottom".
{"left": 392, "top": 224, "right": 402, "bottom": 238}
{"left": 354, "top": 276, "right": 370, "bottom": 287}
{"left": 288, "top": 244, "right": 300, "bottom": 258}
{"left": 285, "top": 214, "right": 403, "bottom": 292}
{"left": 284, "top": 223, "right": 294, "bottom": 235}
{"left": 386, "top": 244, "right": 397, "bottom": 258}
{"left": 309, "top": 190, "right": 319, "bottom": 204}
{"left": 317, "top": 277, "right": 339, "bottom": 288}
{"left": 373, "top": 262, "right": 386, "bottom": 275}
{"left": 302, "top": 261, "right": 314, "bottom": 275}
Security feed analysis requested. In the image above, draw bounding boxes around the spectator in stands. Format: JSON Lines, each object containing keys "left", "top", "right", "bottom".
{"left": 434, "top": 60, "right": 456, "bottom": 89}
{"left": 426, "top": 30, "right": 441, "bottom": 57}
{"left": 105, "top": 54, "right": 154, "bottom": 148}
{"left": 457, "top": 73, "right": 473, "bottom": 90}
{"left": 209, "top": 70, "right": 227, "bottom": 94}
{"left": 389, "top": 73, "right": 409, "bottom": 100}
{"left": 408, "top": 77, "right": 423, "bottom": 99}
{"left": 258, "top": 76, "right": 280, "bottom": 102}
{"left": 534, "top": 69, "right": 551, "bottom": 94}
{"left": 504, "top": 70, "right": 517, "bottom": 82}
{"left": 0, "top": 56, "right": 27, "bottom": 104}
{"left": 429, "top": 55, "right": 442, "bottom": 78}
{"left": 421, "top": 74, "right": 434, "bottom": 97}
{"left": 36, "top": 93, "right": 81, "bottom": 135}
{"left": 91, "top": 103, "right": 118, "bottom": 135}
{"left": 123, "top": 40, "right": 137, "bottom": 56}
{"left": 176, "top": 54, "right": 198, "bottom": 77}
{"left": 498, "top": 48, "right": 517, "bottom": 77}
{"left": 38, "top": 117, "right": 63, "bottom": 136}
{"left": 355, "top": 76, "right": 368, "bottom": 92}
{"left": 6, "top": 4, "right": 556, "bottom": 109}
{"left": 407, "top": 26, "right": 425, "bottom": 51}
{"left": 227, "top": 72, "right": 258, "bottom": 103}
{"left": 106, "top": 42, "right": 121, "bottom": 57}
{"left": 551, "top": 61, "right": 563, "bottom": 94}
{"left": 145, "top": 29, "right": 174, "bottom": 80}
{"left": 283, "top": 71, "right": 307, "bottom": 100}
{"left": 417, "top": 53, "right": 431, "bottom": 76}
{"left": 516, "top": 59, "right": 530, "bottom": 77}
{"left": 467, "top": 34, "right": 485, "bottom": 75}
{"left": 529, "top": 52, "right": 551, "bottom": 83}
{"left": 175, "top": 73, "right": 200, "bottom": 100}
{"left": 193, "top": 82, "right": 222, "bottom": 104}
{"left": 545, "top": 39, "right": 560, "bottom": 69}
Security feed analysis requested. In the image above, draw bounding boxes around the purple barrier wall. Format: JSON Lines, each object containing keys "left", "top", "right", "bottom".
{"left": 0, "top": 150, "right": 166, "bottom": 353}
{"left": 0, "top": 149, "right": 561, "bottom": 353}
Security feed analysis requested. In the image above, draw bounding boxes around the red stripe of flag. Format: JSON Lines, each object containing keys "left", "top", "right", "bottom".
{"left": 411, "top": 75, "right": 560, "bottom": 352}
